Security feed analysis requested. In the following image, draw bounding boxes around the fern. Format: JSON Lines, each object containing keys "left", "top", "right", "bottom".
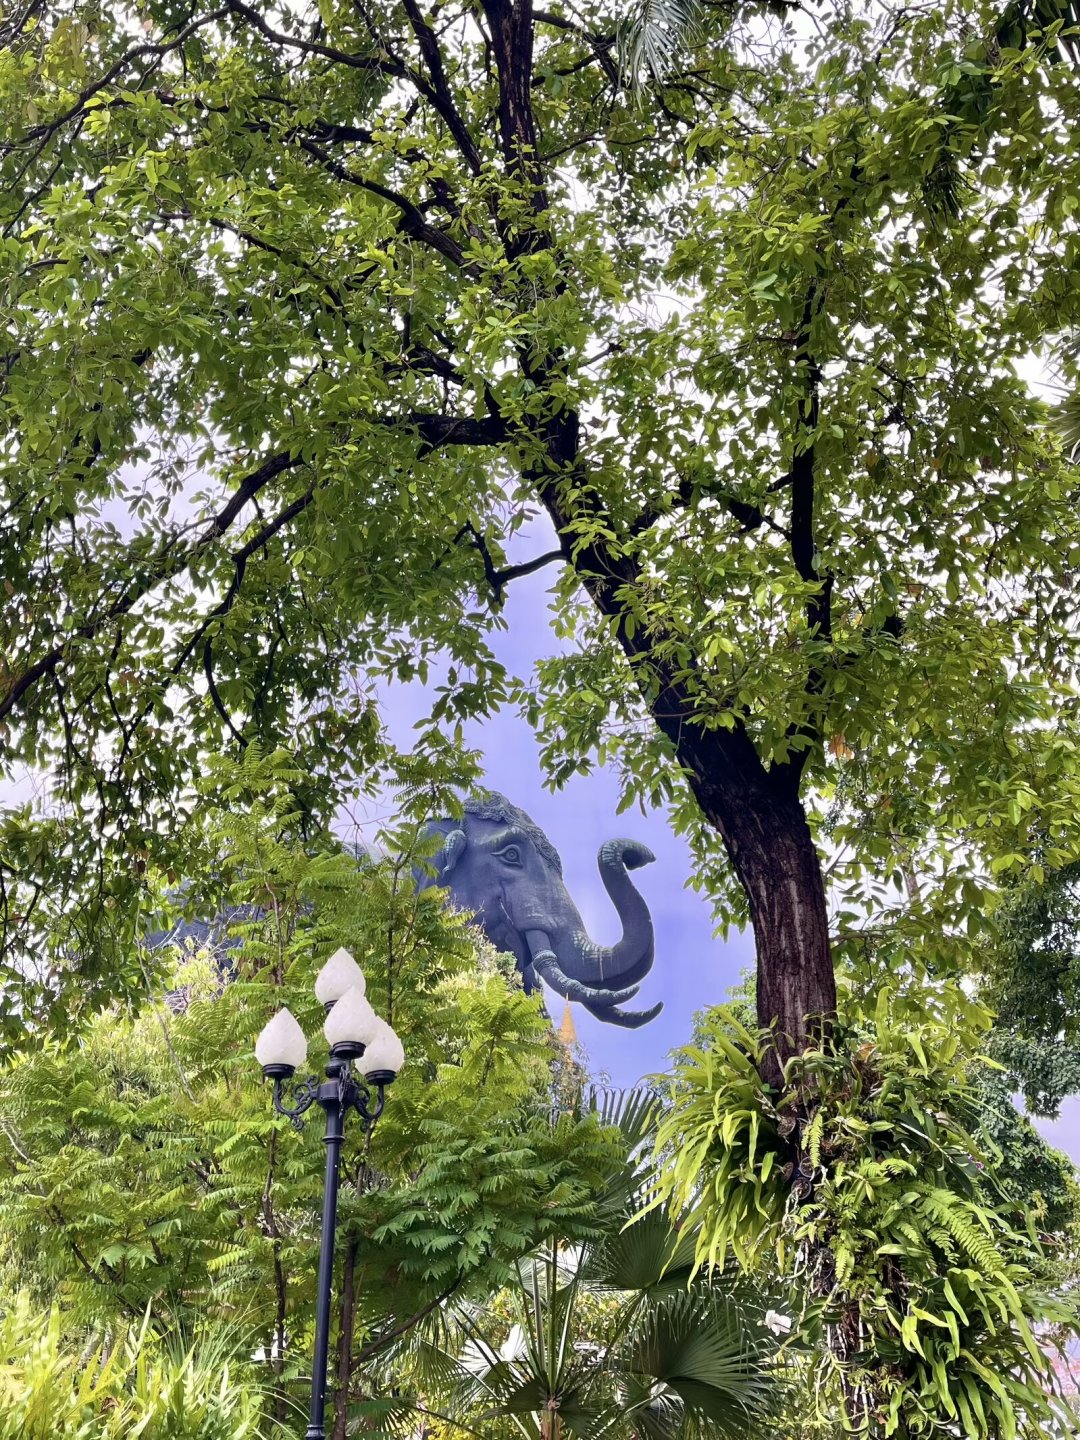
{"left": 646, "top": 983, "right": 1079, "bottom": 1436}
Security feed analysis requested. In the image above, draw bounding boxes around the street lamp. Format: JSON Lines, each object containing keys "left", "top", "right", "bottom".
{"left": 254, "top": 947, "right": 404, "bottom": 1440}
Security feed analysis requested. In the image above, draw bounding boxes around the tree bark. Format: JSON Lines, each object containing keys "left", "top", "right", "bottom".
{"left": 703, "top": 772, "right": 835, "bottom": 1084}
{"left": 656, "top": 716, "right": 836, "bottom": 1085}
{"left": 476, "top": 3, "right": 839, "bottom": 1075}
{"left": 331, "top": 1233, "right": 359, "bottom": 1440}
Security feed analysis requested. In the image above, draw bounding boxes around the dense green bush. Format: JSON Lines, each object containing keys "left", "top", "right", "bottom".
{"left": 355, "top": 1092, "right": 785, "bottom": 1440}
{"left": 648, "top": 978, "right": 1080, "bottom": 1437}
{"left": 0, "top": 1293, "right": 281, "bottom": 1439}
{"left": 0, "top": 755, "right": 626, "bottom": 1433}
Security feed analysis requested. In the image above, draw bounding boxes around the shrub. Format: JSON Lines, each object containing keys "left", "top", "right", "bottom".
{"left": 0, "top": 1293, "right": 282, "bottom": 1440}
{"left": 648, "top": 982, "right": 1078, "bottom": 1437}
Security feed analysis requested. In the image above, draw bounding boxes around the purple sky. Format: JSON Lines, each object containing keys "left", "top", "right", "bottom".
{"left": 373, "top": 516, "right": 755, "bottom": 1086}
{"left": 371, "top": 514, "right": 1080, "bottom": 1165}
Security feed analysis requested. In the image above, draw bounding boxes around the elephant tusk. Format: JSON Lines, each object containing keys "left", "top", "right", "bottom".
{"left": 581, "top": 998, "right": 663, "bottom": 1029}
{"left": 525, "top": 931, "right": 641, "bottom": 1008}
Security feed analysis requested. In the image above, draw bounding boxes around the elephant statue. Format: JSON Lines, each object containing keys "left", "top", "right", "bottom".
{"left": 149, "top": 794, "right": 662, "bottom": 1030}
{"left": 418, "top": 793, "right": 661, "bottom": 1029}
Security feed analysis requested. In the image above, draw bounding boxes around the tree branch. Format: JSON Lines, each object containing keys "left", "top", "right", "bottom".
{"left": 203, "top": 639, "right": 247, "bottom": 748}
{"left": 6, "top": 9, "right": 230, "bottom": 152}
{"left": 400, "top": 0, "right": 483, "bottom": 173}
{"left": 227, "top": 0, "right": 486, "bottom": 184}
{"left": 223, "top": 0, "right": 391, "bottom": 75}
{"left": 532, "top": 10, "right": 618, "bottom": 85}
{"left": 629, "top": 474, "right": 790, "bottom": 539}
{"left": 293, "top": 137, "right": 468, "bottom": 269}
{"left": 170, "top": 478, "right": 319, "bottom": 681}
{"left": 411, "top": 413, "right": 507, "bottom": 452}
{"left": 778, "top": 283, "right": 834, "bottom": 788}
{"left": 496, "top": 547, "right": 563, "bottom": 587}
{"left": 0, "top": 450, "right": 301, "bottom": 724}
{"left": 449, "top": 524, "right": 562, "bottom": 601}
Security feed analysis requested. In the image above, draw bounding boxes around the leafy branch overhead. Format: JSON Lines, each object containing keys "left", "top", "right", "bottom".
{"left": 2, "top": 0, "right": 1080, "bottom": 1076}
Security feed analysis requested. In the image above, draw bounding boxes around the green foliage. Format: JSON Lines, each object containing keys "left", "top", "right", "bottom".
{"left": 0, "top": 765, "right": 625, "bottom": 1427}
{"left": 973, "top": 1065, "right": 1080, "bottom": 1260}
{"left": 979, "top": 859, "right": 1080, "bottom": 1115}
{"left": 3, "top": 0, "right": 1080, "bottom": 1044}
{"left": 360, "top": 1090, "right": 782, "bottom": 1440}
{"left": 617, "top": 0, "right": 702, "bottom": 90}
{"left": 648, "top": 982, "right": 1078, "bottom": 1437}
{"left": 0, "top": 1293, "right": 278, "bottom": 1439}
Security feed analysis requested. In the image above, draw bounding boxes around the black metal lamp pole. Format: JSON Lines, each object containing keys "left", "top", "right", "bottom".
{"left": 264, "top": 1048, "right": 396, "bottom": 1440}
{"left": 255, "top": 956, "right": 402, "bottom": 1440}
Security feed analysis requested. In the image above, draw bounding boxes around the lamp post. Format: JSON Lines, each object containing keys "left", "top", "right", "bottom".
{"left": 254, "top": 948, "right": 404, "bottom": 1440}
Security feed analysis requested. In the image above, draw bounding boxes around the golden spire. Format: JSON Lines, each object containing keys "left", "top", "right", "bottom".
{"left": 557, "top": 1002, "right": 578, "bottom": 1049}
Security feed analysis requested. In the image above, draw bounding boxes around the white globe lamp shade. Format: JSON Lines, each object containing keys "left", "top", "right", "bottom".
{"left": 357, "top": 1019, "right": 405, "bottom": 1081}
{"left": 323, "top": 985, "right": 380, "bottom": 1057}
{"left": 255, "top": 1008, "right": 308, "bottom": 1076}
{"left": 315, "top": 948, "right": 366, "bottom": 1007}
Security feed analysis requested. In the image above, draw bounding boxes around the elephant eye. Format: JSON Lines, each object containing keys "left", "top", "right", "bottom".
{"left": 495, "top": 845, "right": 523, "bottom": 867}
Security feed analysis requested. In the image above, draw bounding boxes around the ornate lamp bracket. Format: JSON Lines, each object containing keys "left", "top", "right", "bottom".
{"left": 270, "top": 1072, "right": 322, "bottom": 1132}
{"left": 265, "top": 1057, "right": 396, "bottom": 1134}
{"left": 343, "top": 1067, "right": 395, "bottom": 1126}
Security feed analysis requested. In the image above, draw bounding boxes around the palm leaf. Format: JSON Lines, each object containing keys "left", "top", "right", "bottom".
{"left": 617, "top": 0, "right": 703, "bottom": 90}
{"left": 619, "top": 1373, "right": 685, "bottom": 1440}
{"left": 583, "top": 1208, "right": 697, "bottom": 1293}
{"left": 590, "top": 1088, "right": 661, "bottom": 1152}
{"left": 557, "top": 1389, "right": 626, "bottom": 1440}
{"left": 478, "top": 1372, "right": 554, "bottom": 1416}
{"left": 344, "top": 1395, "right": 421, "bottom": 1439}
{"left": 629, "top": 1292, "right": 774, "bottom": 1436}
{"left": 1054, "top": 391, "right": 1080, "bottom": 459}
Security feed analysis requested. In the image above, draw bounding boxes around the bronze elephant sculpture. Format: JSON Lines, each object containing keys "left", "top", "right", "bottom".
{"left": 150, "top": 794, "right": 662, "bottom": 1030}
{"left": 418, "top": 793, "right": 661, "bottom": 1029}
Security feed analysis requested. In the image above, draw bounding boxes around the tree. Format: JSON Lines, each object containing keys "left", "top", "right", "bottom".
{"left": 358, "top": 1092, "right": 783, "bottom": 1440}
{"left": 978, "top": 858, "right": 1080, "bottom": 1115}
{"left": 3, "top": 0, "right": 1080, "bottom": 1072}
{"left": 0, "top": 762, "right": 629, "bottom": 1434}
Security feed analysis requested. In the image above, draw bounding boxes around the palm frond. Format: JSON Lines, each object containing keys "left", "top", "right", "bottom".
{"left": 477, "top": 1372, "right": 553, "bottom": 1416}
{"left": 617, "top": 0, "right": 704, "bottom": 91}
{"left": 630, "top": 1292, "right": 774, "bottom": 1437}
{"left": 590, "top": 1087, "right": 661, "bottom": 1149}
{"left": 1054, "top": 390, "right": 1080, "bottom": 459}
{"left": 556, "top": 1389, "right": 626, "bottom": 1440}
{"left": 344, "top": 1396, "right": 421, "bottom": 1440}
{"left": 583, "top": 1209, "right": 696, "bottom": 1293}
{"left": 619, "top": 1374, "right": 685, "bottom": 1440}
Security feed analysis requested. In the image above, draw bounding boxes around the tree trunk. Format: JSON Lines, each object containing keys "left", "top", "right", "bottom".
{"left": 483, "top": 0, "right": 837, "bottom": 1080}
{"left": 535, "top": 458, "right": 837, "bottom": 1078}
{"left": 331, "top": 1233, "right": 359, "bottom": 1440}
{"left": 711, "top": 782, "right": 834, "bottom": 1083}
{"left": 672, "top": 726, "right": 836, "bottom": 1085}
{"left": 272, "top": 1245, "right": 288, "bottom": 1424}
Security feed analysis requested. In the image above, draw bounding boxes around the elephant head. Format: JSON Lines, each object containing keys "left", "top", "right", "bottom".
{"left": 417, "top": 793, "right": 661, "bottom": 1029}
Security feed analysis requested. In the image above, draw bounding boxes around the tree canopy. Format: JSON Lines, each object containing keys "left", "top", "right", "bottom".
{"left": 0, "top": 777, "right": 631, "bottom": 1431}
{"left": 2, "top": 0, "right": 1080, "bottom": 1063}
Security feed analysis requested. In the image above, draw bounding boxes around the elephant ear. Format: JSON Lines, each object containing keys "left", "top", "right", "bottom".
{"left": 437, "top": 828, "right": 467, "bottom": 879}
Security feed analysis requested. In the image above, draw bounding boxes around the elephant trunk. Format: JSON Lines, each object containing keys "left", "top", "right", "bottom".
{"left": 562, "top": 839, "right": 656, "bottom": 990}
